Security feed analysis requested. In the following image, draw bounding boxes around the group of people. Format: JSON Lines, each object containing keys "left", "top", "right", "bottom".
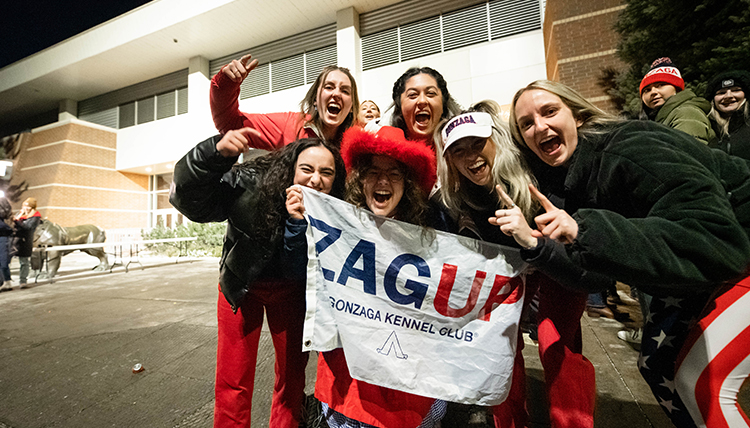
{"left": 169, "top": 52, "right": 750, "bottom": 428}
{"left": 0, "top": 196, "right": 42, "bottom": 291}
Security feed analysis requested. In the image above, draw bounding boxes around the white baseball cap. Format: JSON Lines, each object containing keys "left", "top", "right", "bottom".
{"left": 441, "top": 112, "right": 493, "bottom": 154}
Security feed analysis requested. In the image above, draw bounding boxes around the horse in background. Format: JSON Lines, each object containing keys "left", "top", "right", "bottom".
{"left": 32, "top": 220, "right": 108, "bottom": 278}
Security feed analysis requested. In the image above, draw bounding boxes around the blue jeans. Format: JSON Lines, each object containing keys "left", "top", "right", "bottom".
{"left": 0, "top": 236, "right": 9, "bottom": 282}
{"left": 587, "top": 291, "right": 607, "bottom": 308}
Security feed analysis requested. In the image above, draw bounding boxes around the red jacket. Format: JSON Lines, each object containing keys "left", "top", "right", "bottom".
{"left": 315, "top": 349, "right": 436, "bottom": 428}
{"left": 210, "top": 70, "right": 317, "bottom": 150}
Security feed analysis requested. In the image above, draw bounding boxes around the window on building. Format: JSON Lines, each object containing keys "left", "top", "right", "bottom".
{"left": 150, "top": 172, "right": 180, "bottom": 229}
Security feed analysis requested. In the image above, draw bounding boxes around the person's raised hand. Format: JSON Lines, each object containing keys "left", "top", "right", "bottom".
{"left": 488, "top": 185, "right": 538, "bottom": 249}
{"left": 216, "top": 127, "right": 262, "bottom": 158}
{"left": 285, "top": 185, "right": 305, "bottom": 220}
{"left": 222, "top": 54, "right": 259, "bottom": 83}
{"left": 529, "top": 183, "right": 579, "bottom": 244}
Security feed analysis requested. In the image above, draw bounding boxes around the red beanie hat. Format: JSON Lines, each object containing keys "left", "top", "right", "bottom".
{"left": 640, "top": 57, "right": 685, "bottom": 94}
{"left": 341, "top": 124, "right": 437, "bottom": 195}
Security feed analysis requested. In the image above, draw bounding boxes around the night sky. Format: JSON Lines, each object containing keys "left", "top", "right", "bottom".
{"left": 1, "top": 1, "right": 153, "bottom": 69}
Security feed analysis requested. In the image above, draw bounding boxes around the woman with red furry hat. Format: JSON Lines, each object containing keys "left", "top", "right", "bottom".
{"left": 289, "top": 123, "right": 445, "bottom": 427}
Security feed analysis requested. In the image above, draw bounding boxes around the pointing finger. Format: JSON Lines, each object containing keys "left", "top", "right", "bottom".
{"left": 239, "top": 54, "right": 253, "bottom": 66}
{"left": 495, "top": 185, "right": 516, "bottom": 210}
{"left": 245, "top": 58, "right": 259, "bottom": 73}
{"left": 529, "top": 183, "right": 557, "bottom": 213}
{"left": 237, "top": 127, "right": 263, "bottom": 141}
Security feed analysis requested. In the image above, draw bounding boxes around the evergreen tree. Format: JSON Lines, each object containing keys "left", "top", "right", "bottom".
{"left": 606, "top": 0, "right": 750, "bottom": 115}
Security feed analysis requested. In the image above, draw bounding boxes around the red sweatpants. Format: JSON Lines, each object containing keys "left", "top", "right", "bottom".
{"left": 493, "top": 274, "right": 596, "bottom": 428}
{"left": 213, "top": 279, "right": 309, "bottom": 428}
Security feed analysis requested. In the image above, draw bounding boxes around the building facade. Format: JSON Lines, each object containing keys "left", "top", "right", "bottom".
{"left": 1, "top": 0, "right": 623, "bottom": 234}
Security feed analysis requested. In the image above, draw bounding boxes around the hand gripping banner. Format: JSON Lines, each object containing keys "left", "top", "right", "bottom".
{"left": 300, "top": 188, "right": 527, "bottom": 405}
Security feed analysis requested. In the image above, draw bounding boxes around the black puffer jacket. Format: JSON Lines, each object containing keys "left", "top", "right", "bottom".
{"left": 170, "top": 135, "right": 288, "bottom": 311}
{"left": 524, "top": 120, "right": 750, "bottom": 296}
{"left": 709, "top": 107, "right": 750, "bottom": 160}
{"left": 14, "top": 212, "right": 40, "bottom": 257}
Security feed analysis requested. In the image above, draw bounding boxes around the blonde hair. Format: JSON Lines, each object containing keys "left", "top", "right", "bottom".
{"left": 508, "top": 80, "right": 619, "bottom": 148}
{"left": 436, "top": 100, "right": 538, "bottom": 222}
{"left": 709, "top": 99, "right": 749, "bottom": 138}
{"left": 23, "top": 197, "right": 37, "bottom": 209}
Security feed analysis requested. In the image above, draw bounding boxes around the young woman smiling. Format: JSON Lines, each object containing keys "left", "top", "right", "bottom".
{"left": 506, "top": 79, "right": 750, "bottom": 428}
{"left": 706, "top": 70, "right": 750, "bottom": 159}
{"left": 435, "top": 101, "right": 597, "bottom": 428}
{"left": 285, "top": 123, "right": 444, "bottom": 427}
{"left": 170, "top": 131, "right": 346, "bottom": 427}
{"left": 211, "top": 53, "right": 360, "bottom": 148}
{"left": 390, "top": 67, "right": 461, "bottom": 148}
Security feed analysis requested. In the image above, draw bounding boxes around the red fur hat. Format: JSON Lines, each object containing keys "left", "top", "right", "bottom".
{"left": 341, "top": 124, "right": 437, "bottom": 195}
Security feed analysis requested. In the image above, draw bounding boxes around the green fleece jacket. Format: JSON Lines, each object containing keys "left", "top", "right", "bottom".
{"left": 526, "top": 121, "right": 750, "bottom": 296}
{"left": 654, "top": 89, "right": 716, "bottom": 145}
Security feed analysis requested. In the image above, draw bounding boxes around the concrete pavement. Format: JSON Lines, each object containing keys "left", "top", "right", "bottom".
{"left": 0, "top": 251, "right": 733, "bottom": 427}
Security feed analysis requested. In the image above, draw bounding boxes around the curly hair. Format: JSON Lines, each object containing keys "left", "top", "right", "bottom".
{"left": 389, "top": 67, "right": 462, "bottom": 138}
{"left": 300, "top": 66, "right": 361, "bottom": 146}
{"left": 236, "top": 138, "right": 346, "bottom": 241}
{"left": 345, "top": 154, "right": 429, "bottom": 227}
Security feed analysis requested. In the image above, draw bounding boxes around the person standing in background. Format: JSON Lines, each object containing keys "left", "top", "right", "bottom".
{"left": 0, "top": 197, "right": 14, "bottom": 291}
{"left": 13, "top": 197, "right": 41, "bottom": 289}
{"left": 358, "top": 100, "right": 381, "bottom": 125}
{"left": 639, "top": 57, "right": 716, "bottom": 145}
{"left": 706, "top": 70, "right": 750, "bottom": 158}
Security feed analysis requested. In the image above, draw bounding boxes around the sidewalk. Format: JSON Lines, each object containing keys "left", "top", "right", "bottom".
{"left": 0, "top": 251, "right": 725, "bottom": 427}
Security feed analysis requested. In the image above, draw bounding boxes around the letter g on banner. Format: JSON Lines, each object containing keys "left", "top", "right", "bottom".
{"left": 384, "top": 254, "right": 430, "bottom": 309}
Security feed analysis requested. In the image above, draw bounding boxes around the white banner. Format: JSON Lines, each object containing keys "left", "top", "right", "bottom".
{"left": 300, "top": 187, "right": 527, "bottom": 405}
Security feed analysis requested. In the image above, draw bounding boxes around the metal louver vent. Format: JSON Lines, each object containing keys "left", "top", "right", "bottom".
{"left": 400, "top": 15, "right": 441, "bottom": 62}
{"left": 78, "top": 69, "right": 187, "bottom": 115}
{"left": 119, "top": 102, "right": 135, "bottom": 129}
{"left": 209, "top": 23, "right": 336, "bottom": 77}
{"left": 137, "top": 97, "right": 155, "bottom": 124}
{"left": 240, "top": 63, "right": 270, "bottom": 99}
{"left": 177, "top": 87, "right": 188, "bottom": 115}
{"left": 362, "top": 27, "right": 399, "bottom": 71}
{"left": 306, "top": 45, "right": 337, "bottom": 84}
{"left": 80, "top": 107, "right": 118, "bottom": 129}
{"left": 156, "top": 91, "right": 176, "bottom": 120}
{"left": 272, "top": 54, "right": 305, "bottom": 92}
{"left": 490, "top": 0, "right": 540, "bottom": 40}
{"left": 443, "top": 3, "right": 489, "bottom": 52}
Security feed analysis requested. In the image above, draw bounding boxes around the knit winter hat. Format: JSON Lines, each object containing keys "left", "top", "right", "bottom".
{"left": 705, "top": 70, "right": 750, "bottom": 99}
{"left": 640, "top": 57, "right": 685, "bottom": 94}
{"left": 341, "top": 123, "right": 437, "bottom": 195}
